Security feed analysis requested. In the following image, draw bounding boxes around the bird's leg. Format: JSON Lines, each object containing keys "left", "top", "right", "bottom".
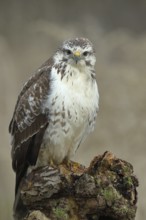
{"left": 48, "top": 158, "right": 72, "bottom": 175}
{"left": 49, "top": 159, "right": 58, "bottom": 169}
{"left": 60, "top": 158, "right": 76, "bottom": 171}
{"left": 57, "top": 158, "right": 71, "bottom": 176}
{"left": 60, "top": 158, "right": 86, "bottom": 174}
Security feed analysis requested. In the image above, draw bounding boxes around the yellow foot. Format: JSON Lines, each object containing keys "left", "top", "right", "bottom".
{"left": 59, "top": 160, "right": 86, "bottom": 176}
{"left": 49, "top": 159, "right": 58, "bottom": 168}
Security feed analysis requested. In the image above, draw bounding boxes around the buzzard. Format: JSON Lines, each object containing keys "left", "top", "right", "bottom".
{"left": 9, "top": 37, "right": 99, "bottom": 195}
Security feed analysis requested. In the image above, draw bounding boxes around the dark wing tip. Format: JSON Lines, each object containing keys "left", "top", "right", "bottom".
{"left": 9, "top": 118, "right": 13, "bottom": 133}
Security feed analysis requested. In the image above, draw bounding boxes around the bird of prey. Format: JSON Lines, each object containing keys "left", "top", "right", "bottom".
{"left": 9, "top": 37, "right": 99, "bottom": 195}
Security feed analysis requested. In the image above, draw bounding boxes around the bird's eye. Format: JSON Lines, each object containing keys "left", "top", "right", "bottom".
{"left": 83, "top": 51, "right": 89, "bottom": 56}
{"left": 65, "top": 49, "right": 72, "bottom": 55}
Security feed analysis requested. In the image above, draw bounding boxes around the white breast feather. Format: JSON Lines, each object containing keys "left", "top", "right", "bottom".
{"left": 37, "top": 65, "right": 99, "bottom": 166}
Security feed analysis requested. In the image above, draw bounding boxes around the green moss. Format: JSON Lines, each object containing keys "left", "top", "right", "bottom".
{"left": 102, "top": 186, "right": 120, "bottom": 206}
{"left": 95, "top": 176, "right": 102, "bottom": 186}
{"left": 53, "top": 207, "right": 68, "bottom": 220}
{"left": 102, "top": 187, "right": 114, "bottom": 200}
{"left": 122, "top": 164, "right": 133, "bottom": 174}
{"left": 113, "top": 204, "right": 136, "bottom": 218}
{"left": 113, "top": 205, "right": 129, "bottom": 215}
{"left": 123, "top": 176, "right": 133, "bottom": 188}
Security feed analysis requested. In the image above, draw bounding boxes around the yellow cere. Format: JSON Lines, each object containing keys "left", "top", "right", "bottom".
{"left": 74, "top": 51, "right": 81, "bottom": 57}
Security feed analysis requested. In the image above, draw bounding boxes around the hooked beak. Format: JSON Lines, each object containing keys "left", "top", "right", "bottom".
{"left": 73, "top": 51, "right": 81, "bottom": 63}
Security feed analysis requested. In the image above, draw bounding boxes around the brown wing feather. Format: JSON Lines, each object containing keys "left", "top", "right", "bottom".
{"left": 9, "top": 57, "right": 53, "bottom": 134}
{"left": 9, "top": 58, "right": 54, "bottom": 194}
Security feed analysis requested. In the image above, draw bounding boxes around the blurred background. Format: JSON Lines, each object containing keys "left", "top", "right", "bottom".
{"left": 0, "top": 0, "right": 146, "bottom": 219}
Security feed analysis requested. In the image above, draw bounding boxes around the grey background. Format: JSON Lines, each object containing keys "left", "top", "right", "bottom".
{"left": 0, "top": 0, "right": 146, "bottom": 219}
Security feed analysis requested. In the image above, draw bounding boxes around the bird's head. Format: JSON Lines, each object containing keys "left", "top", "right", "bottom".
{"left": 54, "top": 37, "right": 96, "bottom": 68}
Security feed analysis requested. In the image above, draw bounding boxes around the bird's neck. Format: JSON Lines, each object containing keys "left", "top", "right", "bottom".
{"left": 53, "top": 60, "right": 95, "bottom": 82}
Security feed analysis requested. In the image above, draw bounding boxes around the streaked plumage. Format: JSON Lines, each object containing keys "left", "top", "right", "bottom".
{"left": 9, "top": 37, "right": 99, "bottom": 194}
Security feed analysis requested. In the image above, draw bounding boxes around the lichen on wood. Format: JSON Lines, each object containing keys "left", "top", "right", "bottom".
{"left": 14, "top": 151, "right": 139, "bottom": 220}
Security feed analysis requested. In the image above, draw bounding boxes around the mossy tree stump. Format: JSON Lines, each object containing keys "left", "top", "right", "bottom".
{"left": 13, "top": 151, "right": 138, "bottom": 220}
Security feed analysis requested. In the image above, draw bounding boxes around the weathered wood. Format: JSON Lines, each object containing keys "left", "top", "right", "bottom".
{"left": 13, "top": 151, "right": 138, "bottom": 220}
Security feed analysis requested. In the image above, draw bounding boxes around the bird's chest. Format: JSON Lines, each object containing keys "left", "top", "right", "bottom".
{"left": 39, "top": 67, "right": 98, "bottom": 165}
{"left": 42, "top": 65, "right": 98, "bottom": 148}
{"left": 45, "top": 69, "right": 96, "bottom": 128}
{"left": 46, "top": 88, "right": 89, "bottom": 134}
